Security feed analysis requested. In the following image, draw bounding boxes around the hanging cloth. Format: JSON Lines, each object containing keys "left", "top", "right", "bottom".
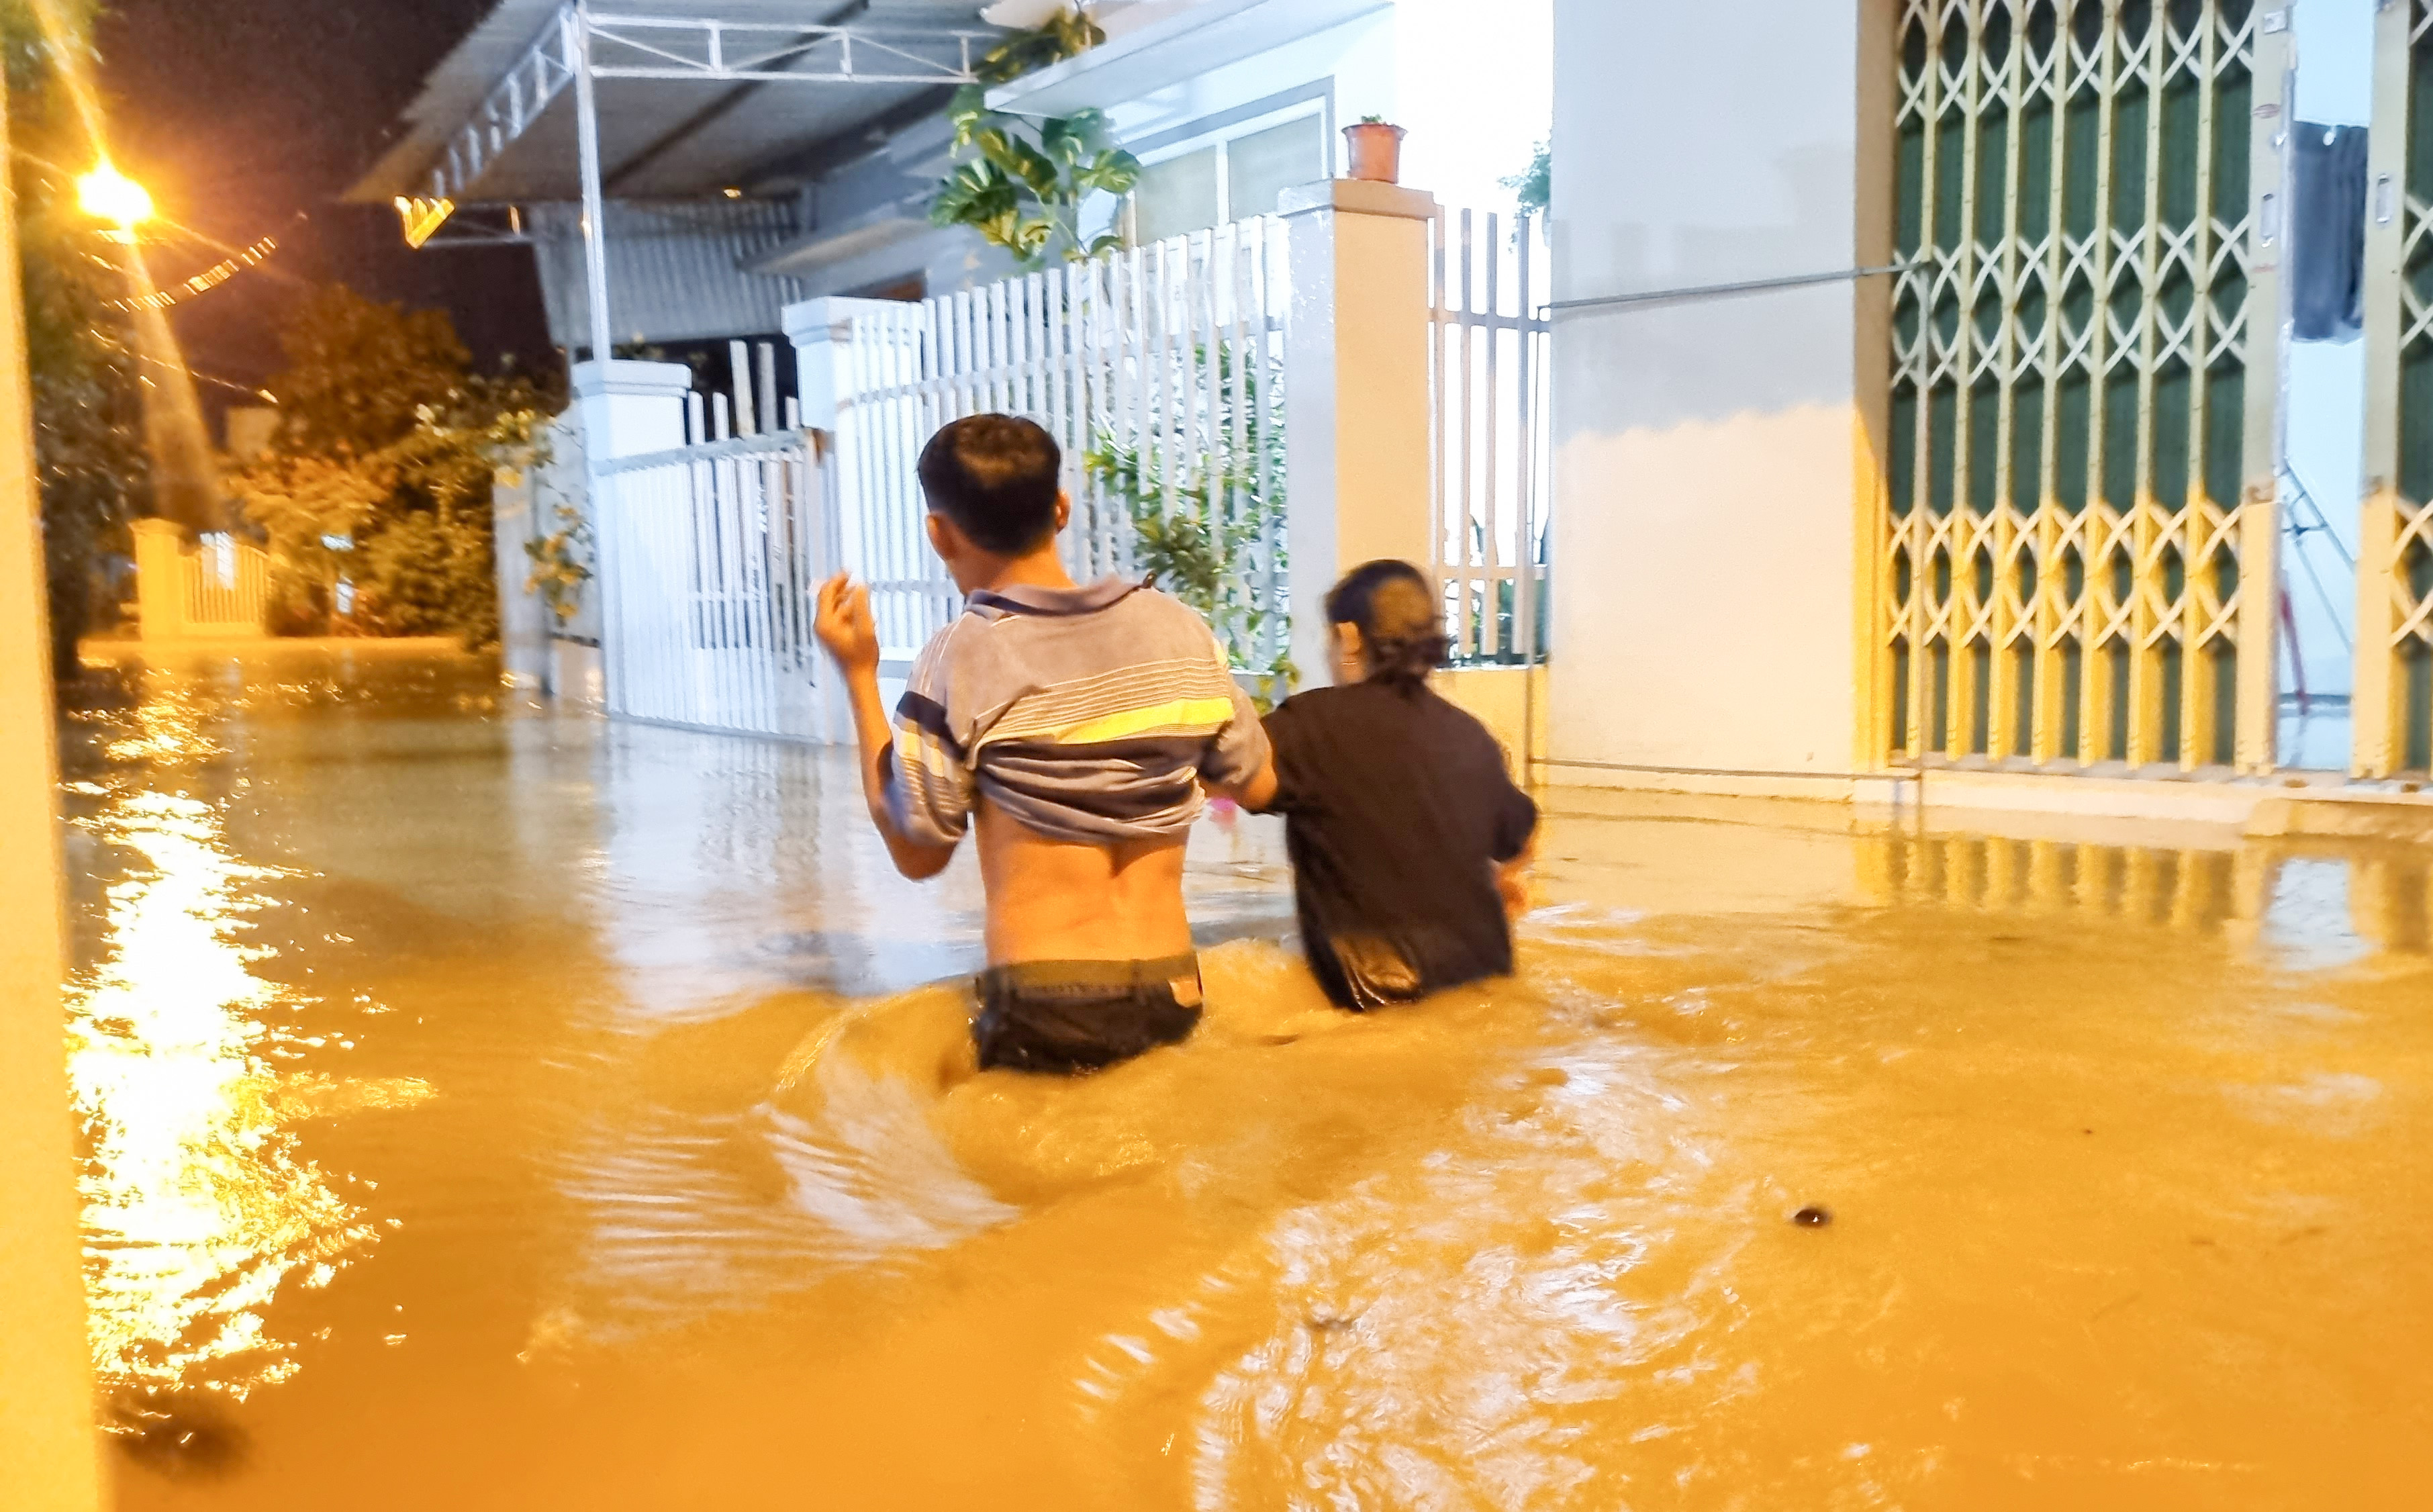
{"left": 2291, "top": 121, "right": 2368, "bottom": 343}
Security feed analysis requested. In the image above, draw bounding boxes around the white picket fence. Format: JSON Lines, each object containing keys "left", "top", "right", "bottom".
{"left": 572, "top": 205, "right": 1553, "bottom": 745}
{"left": 595, "top": 432, "right": 828, "bottom": 739}
{"left": 828, "top": 216, "right": 1291, "bottom": 667}
{"left": 1431, "top": 208, "right": 1552, "bottom": 665}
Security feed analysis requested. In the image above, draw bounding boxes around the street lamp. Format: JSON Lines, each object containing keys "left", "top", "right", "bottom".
{"left": 76, "top": 160, "right": 153, "bottom": 230}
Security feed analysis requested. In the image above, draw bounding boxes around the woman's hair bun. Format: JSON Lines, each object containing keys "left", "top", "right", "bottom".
{"left": 1325, "top": 559, "right": 1447, "bottom": 688}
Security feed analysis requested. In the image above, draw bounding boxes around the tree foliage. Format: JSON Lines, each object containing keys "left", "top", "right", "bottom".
{"left": 231, "top": 288, "right": 550, "bottom": 646}
{"left": 7, "top": 5, "right": 153, "bottom": 677}
{"left": 266, "top": 285, "right": 473, "bottom": 459}
{"left": 1501, "top": 140, "right": 1550, "bottom": 217}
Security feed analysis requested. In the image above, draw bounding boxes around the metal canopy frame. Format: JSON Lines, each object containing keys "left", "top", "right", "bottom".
{"left": 418, "top": 1, "right": 986, "bottom": 365}
{"left": 415, "top": 205, "right": 535, "bottom": 250}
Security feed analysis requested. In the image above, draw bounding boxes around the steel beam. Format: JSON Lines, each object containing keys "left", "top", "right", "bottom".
{"left": 573, "top": 2, "right": 614, "bottom": 366}
{"left": 421, "top": 3, "right": 984, "bottom": 207}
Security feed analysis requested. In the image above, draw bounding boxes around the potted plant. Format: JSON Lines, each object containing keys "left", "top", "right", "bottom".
{"left": 1343, "top": 115, "right": 1406, "bottom": 184}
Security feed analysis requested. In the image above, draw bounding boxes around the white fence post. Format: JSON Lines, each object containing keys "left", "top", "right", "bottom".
{"left": 573, "top": 359, "right": 691, "bottom": 712}
{"left": 491, "top": 463, "right": 548, "bottom": 689}
{"left": 1278, "top": 179, "right": 1441, "bottom": 688}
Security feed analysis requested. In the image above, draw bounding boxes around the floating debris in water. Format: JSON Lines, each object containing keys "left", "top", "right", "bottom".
{"left": 107, "top": 1391, "right": 248, "bottom": 1478}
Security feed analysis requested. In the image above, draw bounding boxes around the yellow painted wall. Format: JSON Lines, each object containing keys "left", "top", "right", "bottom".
{"left": 0, "top": 80, "right": 107, "bottom": 1510}
{"left": 1436, "top": 664, "right": 1550, "bottom": 784}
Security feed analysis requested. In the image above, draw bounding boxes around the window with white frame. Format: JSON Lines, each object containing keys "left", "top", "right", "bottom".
{"left": 1128, "top": 106, "right": 1327, "bottom": 245}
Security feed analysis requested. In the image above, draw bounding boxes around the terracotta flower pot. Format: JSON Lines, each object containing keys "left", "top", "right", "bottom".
{"left": 1343, "top": 122, "right": 1407, "bottom": 185}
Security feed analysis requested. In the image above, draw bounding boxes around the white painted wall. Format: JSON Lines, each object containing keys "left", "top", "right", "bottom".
{"left": 1545, "top": 0, "right": 1872, "bottom": 783}
{"left": 1086, "top": 0, "right": 1554, "bottom": 217}
{"left": 1100, "top": 12, "right": 1393, "bottom": 159}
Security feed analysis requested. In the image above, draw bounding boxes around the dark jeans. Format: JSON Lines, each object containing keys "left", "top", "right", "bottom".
{"left": 973, "top": 954, "right": 1203, "bottom": 1074}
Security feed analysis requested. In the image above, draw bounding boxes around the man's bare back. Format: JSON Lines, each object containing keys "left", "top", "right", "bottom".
{"left": 975, "top": 801, "right": 1193, "bottom": 964}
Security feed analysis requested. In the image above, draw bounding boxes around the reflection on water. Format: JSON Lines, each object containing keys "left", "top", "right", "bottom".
{"left": 63, "top": 646, "right": 2433, "bottom": 1511}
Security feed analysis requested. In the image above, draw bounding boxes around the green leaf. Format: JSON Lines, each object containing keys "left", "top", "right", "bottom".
{"left": 1076, "top": 149, "right": 1142, "bottom": 197}
{"left": 1002, "top": 135, "right": 1063, "bottom": 197}
{"left": 1037, "top": 113, "right": 1084, "bottom": 160}
{"left": 947, "top": 87, "right": 1003, "bottom": 149}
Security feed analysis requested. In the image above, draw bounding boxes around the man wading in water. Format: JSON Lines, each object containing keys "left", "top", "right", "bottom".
{"left": 813, "top": 414, "right": 1278, "bottom": 1074}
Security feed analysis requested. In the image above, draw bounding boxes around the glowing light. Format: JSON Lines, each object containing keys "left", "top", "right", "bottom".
{"left": 103, "top": 234, "right": 283, "bottom": 315}
{"left": 78, "top": 160, "right": 154, "bottom": 229}
{"left": 393, "top": 195, "right": 456, "bottom": 249}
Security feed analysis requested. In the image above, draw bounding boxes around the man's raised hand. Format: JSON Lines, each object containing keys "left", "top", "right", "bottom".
{"left": 814, "top": 573, "right": 881, "bottom": 675}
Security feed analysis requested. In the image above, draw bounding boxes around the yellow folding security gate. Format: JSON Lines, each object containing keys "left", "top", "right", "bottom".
{"left": 1880, "top": 0, "right": 2289, "bottom": 774}
{"left": 2360, "top": 0, "right": 2433, "bottom": 777}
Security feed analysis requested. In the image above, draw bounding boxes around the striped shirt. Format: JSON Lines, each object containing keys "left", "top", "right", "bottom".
{"left": 883, "top": 577, "right": 1271, "bottom": 847}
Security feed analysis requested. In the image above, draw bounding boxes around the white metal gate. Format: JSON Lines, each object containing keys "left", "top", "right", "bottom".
{"left": 181, "top": 532, "right": 271, "bottom": 636}
{"left": 595, "top": 432, "right": 830, "bottom": 740}
{"left": 827, "top": 218, "right": 1291, "bottom": 675}
{"left": 1431, "top": 207, "right": 1552, "bottom": 665}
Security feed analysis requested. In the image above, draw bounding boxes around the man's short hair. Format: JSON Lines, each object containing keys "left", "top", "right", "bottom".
{"left": 916, "top": 414, "right": 1062, "bottom": 556}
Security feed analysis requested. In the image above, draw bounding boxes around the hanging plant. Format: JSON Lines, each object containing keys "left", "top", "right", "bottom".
{"left": 930, "top": 90, "right": 1140, "bottom": 269}
{"left": 973, "top": 5, "right": 1103, "bottom": 85}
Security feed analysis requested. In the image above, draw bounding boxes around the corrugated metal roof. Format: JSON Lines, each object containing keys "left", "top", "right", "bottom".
{"left": 346, "top": 0, "right": 996, "bottom": 205}
{"left": 526, "top": 199, "right": 814, "bottom": 349}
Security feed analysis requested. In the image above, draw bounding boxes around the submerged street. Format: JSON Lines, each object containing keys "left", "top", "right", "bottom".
{"left": 61, "top": 643, "right": 2433, "bottom": 1511}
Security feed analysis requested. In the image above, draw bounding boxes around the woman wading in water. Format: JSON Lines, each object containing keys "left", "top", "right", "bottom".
{"left": 1244, "top": 560, "right": 1539, "bottom": 1009}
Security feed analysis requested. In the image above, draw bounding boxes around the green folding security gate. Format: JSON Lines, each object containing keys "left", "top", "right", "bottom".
{"left": 1882, "top": 0, "right": 2289, "bottom": 773}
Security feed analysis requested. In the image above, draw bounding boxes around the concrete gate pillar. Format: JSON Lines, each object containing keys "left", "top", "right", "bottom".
{"left": 570, "top": 359, "right": 691, "bottom": 712}
{"left": 1279, "top": 179, "right": 1440, "bottom": 690}
{"left": 130, "top": 517, "right": 186, "bottom": 642}
{"left": 571, "top": 358, "right": 691, "bottom": 461}
{"left": 783, "top": 296, "right": 905, "bottom": 436}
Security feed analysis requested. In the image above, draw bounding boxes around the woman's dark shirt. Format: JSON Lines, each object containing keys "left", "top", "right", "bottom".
{"left": 1258, "top": 681, "right": 1539, "bottom": 1008}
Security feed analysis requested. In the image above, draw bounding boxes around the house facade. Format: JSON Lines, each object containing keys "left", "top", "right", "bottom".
{"left": 342, "top": 0, "right": 2433, "bottom": 821}
{"left": 1548, "top": 0, "right": 2433, "bottom": 822}
{"left": 348, "top": 0, "right": 1526, "bottom": 365}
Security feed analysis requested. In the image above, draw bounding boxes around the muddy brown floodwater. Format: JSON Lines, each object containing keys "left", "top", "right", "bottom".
{"left": 56, "top": 641, "right": 2433, "bottom": 1510}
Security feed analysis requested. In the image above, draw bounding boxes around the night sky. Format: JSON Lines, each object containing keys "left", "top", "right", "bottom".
{"left": 95, "top": 0, "right": 557, "bottom": 401}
